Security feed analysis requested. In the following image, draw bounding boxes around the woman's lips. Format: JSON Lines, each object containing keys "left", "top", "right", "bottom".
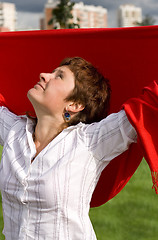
{"left": 36, "top": 82, "right": 45, "bottom": 90}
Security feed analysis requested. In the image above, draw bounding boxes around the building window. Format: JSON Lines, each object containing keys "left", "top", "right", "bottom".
{"left": 132, "top": 11, "right": 135, "bottom": 18}
{"left": 125, "top": 11, "right": 129, "bottom": 18}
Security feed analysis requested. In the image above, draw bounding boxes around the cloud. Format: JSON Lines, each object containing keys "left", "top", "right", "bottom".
{"left": 3, "top": 0, "right": 46, "bottom": 12}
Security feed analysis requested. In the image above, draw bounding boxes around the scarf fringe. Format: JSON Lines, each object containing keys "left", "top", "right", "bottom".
{"left": 151, "top": 171, "right": 158, "bottom": 194}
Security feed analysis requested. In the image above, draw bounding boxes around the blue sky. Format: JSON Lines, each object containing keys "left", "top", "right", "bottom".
{"left": 3, "top": 0, "right": 158, "bottom": 29}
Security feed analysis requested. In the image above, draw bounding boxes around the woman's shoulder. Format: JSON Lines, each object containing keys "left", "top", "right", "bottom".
{"left": 0, "top": 106, "right": 28, "bottom": 127}
{"left": 0, "top": 106, "right": 21, "bottom": 119}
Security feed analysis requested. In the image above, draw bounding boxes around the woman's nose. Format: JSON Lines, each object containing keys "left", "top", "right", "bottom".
{"left": 39, "top": 73, "right": 49, "bottom": 83}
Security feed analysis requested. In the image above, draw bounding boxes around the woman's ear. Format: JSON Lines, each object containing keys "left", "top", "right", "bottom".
{"left": 66, "top": 102, "right": 85, "bottom": 113}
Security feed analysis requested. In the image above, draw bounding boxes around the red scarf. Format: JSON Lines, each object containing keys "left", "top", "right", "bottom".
{"left": 124, "top": 81, "right": 158, "bottom": 192}
{"left": 0, "top": 26, "right": 158, "bottom": 207}
{"left": 91, "top": 80, "right": 158, "bottom": 207}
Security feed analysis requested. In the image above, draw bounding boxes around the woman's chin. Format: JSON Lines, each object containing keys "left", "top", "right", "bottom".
{"left": 27, "top": 88, "right": 37, "bottom": 104}
{"left": 27, "top": 88, "right": 33, "bottom": 101}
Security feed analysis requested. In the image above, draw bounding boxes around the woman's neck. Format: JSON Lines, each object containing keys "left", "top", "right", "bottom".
{"left": 33, "top": 116, "right": 66, "bottom": 156}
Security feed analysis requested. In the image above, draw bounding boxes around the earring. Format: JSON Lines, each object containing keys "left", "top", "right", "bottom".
{"left": 64, "top": 111, "right": 71, "bottom": 122}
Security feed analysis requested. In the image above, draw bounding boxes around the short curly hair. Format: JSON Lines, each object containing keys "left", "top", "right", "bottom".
{"left": 60, "top": 57, "right": 111, "bottom": 125}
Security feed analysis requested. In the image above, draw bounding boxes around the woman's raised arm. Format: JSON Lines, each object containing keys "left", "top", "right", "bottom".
{"left": 81, "top": 109, "right": 137, "bottom": 163}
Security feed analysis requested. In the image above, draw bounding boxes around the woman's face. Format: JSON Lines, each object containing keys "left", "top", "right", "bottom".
{"left": 27, "top": 66, "right": 75, "bottom": 117}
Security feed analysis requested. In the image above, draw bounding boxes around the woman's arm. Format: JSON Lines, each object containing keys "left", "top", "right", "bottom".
{"left": 0, "top": 107, "right": 20, "bottom": 146}
{"left": 82, "top": 110, "right": 137, "bottom": 162}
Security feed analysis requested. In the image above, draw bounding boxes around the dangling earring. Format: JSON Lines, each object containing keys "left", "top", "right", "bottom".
{"left": 64, "top": 111, "right": 71, "bottom": 122}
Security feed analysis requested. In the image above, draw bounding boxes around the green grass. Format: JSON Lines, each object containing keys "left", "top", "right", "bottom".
{"left": 0, "top": 145, "right": 157, "bottom": 240}
{"left": 90, "top": 159, "right": 158, "bottom": 240}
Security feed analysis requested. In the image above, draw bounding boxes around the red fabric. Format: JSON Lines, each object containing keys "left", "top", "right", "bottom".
{"left": 0, "top": 26, "right": 158, "bottom": 207}
{"left": 0, "top": 94, "right": 6, "bottom": 106}
{"left": 92, "top": 80, "right": 158, "bottom": 207}
{"left": 123, "top": 80, "right": 158, "bottom": 191}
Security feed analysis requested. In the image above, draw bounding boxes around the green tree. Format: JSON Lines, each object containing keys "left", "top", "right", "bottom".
{"left": 135, "top": 14, "right": 156, "bottom": 26}
{"left": 48, "top": 0, "right": 80, "bottom": 29}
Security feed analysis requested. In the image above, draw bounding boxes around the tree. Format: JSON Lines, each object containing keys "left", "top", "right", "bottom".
{"left": 48, "top": 0, "right": 80, "bottom": 29}
{"left": 135, "top": 14, "right": 156, "bottom": 26}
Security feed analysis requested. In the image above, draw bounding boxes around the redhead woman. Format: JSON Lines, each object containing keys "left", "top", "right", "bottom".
{"left": 0, "top": 57, "right": 138, "bottom": 239}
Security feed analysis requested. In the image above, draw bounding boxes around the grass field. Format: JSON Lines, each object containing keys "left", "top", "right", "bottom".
{"left": 0, "top": 145, "right": 158, "bottom": 240}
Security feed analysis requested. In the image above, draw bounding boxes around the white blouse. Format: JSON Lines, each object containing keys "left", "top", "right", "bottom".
{"left": 0, "top": 107, "right": 137, "bottom": 240}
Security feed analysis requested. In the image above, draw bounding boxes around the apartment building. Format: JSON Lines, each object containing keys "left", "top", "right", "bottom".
{"left": 118, "top": 4, "right": 142, "bottom": 27}
{"left": 72, "top": 2, "right": 107, "bottom": 28}
{"left": 0, "top": 2, "right": 16, "bottom": 31}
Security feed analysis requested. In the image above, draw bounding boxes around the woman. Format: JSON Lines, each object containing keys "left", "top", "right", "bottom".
{"left": 0, "top": 57, "right": 137, "bottom": 239}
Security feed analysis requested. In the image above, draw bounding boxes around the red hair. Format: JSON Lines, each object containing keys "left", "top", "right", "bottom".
{"left": 60, "top": 57, "right": 111, "bottom": 125}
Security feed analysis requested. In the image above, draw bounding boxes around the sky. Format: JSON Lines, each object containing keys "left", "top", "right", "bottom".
{"left": 3, "top": 0, "right": 158, "bottom": 30}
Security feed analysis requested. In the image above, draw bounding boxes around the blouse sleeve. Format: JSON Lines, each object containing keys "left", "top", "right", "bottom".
{"left": 0, "top": 107, "right": 19, "bottom": 146}
{"left": 83, "top": 110, "right": 137, "bottom": 162}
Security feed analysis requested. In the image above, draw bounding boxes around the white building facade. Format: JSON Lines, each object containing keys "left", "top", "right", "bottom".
{"left": 118, "top": 4, "right": 142, "bottom": 27}
{"left": 0, "top": 2, "right": 16, "bottom": 31}
{"left": 72, "top": 2, "right": 107, "bottom": 28}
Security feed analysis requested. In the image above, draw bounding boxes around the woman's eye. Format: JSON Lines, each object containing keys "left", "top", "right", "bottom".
{"left": 56, "top": 74, "right": 63, "bottom": 79}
